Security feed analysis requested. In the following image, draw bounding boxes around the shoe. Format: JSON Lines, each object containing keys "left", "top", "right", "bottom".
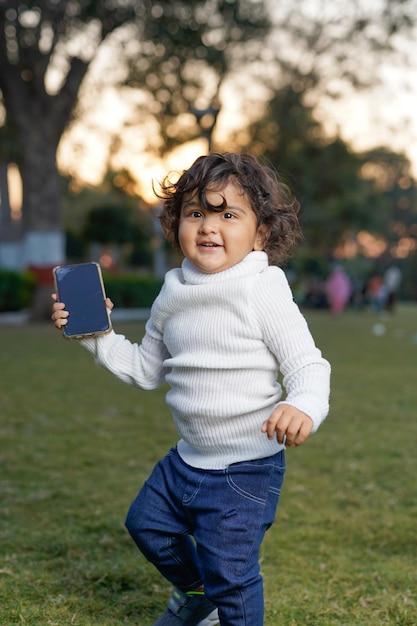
{"left": 152, "top": 587, "right": 219, "bottom": 625}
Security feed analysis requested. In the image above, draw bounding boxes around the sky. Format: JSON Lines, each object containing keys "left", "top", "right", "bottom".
{"left": 56, "top": 6, "right": 417, "bottom": 198}
{"left": 318, "top": 50, "right": 417, "bottom": 174}
{"left": 58, "top": 74, "right": 417, "bottom": 203}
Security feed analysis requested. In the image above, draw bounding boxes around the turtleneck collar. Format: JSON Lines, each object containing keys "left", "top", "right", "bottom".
{"left": 181, "top": 251, "right": 268, "bottom": 285}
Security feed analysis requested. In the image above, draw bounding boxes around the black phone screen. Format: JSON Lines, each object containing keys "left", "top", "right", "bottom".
{"left": 53, "top": 262, "right": 111, "bottom": 339}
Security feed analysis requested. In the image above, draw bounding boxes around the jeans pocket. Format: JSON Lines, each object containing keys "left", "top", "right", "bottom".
{"left": 211, "top": 460, "right": 282, "bottom": 578}
{"left": 225, "top": 454, "right": 285, "bottom": 531}
{"left": 225, "top": 465, "right": 270, "bottom": 504}
{"left": 226, "top": 453, "right": 285, "bottom": 501}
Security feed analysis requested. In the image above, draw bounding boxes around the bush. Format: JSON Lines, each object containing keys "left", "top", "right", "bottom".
{"left": 0, "top": 270, "right": 163, "bottom": 312}
{"left": 0, "top": 270, "right": 37, "bottom": 312}
{"left": 103, "top": 274, "right": 164, "bottom": 308}
{"left": 83, "top": 206, "right": 140, "bottom": 245}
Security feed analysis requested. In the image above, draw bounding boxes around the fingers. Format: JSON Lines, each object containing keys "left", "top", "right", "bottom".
{"left": 50, "top": 295, "right": 114, "bottom": 330}
{"left": 261, "top": 405, "right": 313, "bottom": 447}
{"left": 51, "top": 311, "right": 68, "bottom": 329}
{"left": 261, "top": 413, "right": 281, "bottom": 441}
{"left": 261, "top": 407, "right": 289, "bottom": 442}
{"left": 105, "top": 297, "right": 114, "bottom": 311}
{"left": 51, "top": 295, "right": 68, "bottom": 329}
{"left": 284, "top": 417, "right": 312, "bottom": 447}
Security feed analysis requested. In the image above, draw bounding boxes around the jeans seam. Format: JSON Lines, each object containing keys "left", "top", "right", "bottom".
{"left": 225, "top": 472, "right": 267, "bottom": 504}
{"left": 182, "top": 473, "right": 207, "bottom": 506}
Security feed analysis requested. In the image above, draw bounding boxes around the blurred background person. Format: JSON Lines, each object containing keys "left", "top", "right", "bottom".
{"left": 325, "top": 265, "right": 352, "bottom": 314}
{"left": 383, "top": 265, "right": 402, "bottom": 314}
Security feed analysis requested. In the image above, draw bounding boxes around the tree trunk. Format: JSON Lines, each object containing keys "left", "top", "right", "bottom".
{"left": 18, "top": 121, "right": 66, "bottom": 319}
{"left": 0, "top": 162, "right": 12, "bottom": 237}
{"left": 0, "top": 162, "right": 22, "bottom": 268}
{"left": 20, "top": 117, "right": 63, "bottom": 231}
{"left": 22, "top": 134, "right": 65, "bottom": 263}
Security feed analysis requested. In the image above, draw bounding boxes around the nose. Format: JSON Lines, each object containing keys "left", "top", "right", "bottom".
{"left": 198, "top": 213, "right": 219, "bottom": 234}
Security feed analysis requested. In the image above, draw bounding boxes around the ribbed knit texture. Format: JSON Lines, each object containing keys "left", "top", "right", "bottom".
{"left": 81, "top": 252, "right": 330, "bottom": 469}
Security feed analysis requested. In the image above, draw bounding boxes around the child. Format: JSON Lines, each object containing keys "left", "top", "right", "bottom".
{"left": 52, "top": 152, "right": 331, "bottom": 626}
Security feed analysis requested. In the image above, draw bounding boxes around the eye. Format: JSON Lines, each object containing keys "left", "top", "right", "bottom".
{"left": 223, "top": 212, "right": 236, "bottom": 219}
{"left": 182, "top": 209, "right": 202, "bottom": 218}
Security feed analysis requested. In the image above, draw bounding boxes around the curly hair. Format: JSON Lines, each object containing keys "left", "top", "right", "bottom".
{"left": 155, "top": 152, "right": 303, "bottom": 265}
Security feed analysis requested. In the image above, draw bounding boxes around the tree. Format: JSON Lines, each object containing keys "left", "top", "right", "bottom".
{"left": 359, "top": 147, "right": 417, "bottom": 259}
{"left": 122, "top": 0, "right": 269, "bottom": 155}
{"left": 241, "top": 78, "right": 417, "bottom": 278}
{"left": 0, "top": 116, "right": 21, "bottom": 268}
{"left": 0, "top": 0, "right": 269, "bottom": 272}
{"left": 0, "top": 0, "right": 141, "bottom": 269}
{"left": 241, "top": 86, "right": 385, "bottom": 254}
{"left": 1, "top": 0, "right": 416, "bottom": 273}
{"left": 78, "top": 1, "right": 417, "bottom": 263}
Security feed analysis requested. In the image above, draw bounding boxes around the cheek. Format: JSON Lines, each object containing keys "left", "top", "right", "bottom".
{"left": 178, "top": 223, "right": 190, "bottom": 250}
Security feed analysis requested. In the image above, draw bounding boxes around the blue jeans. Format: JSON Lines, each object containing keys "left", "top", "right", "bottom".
{"left": 125, "top": 447, "right": 286, "bottom": 626}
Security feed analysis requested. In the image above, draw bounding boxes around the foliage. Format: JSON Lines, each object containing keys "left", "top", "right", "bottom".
{"left": 0, "top": 269, "right": 36, "bottom": 311}
{"left": 121, "top": 0, "right": 269, "bottom": 155}
{"left": 251, "top": 87, "right": 379, "bottom": 253}
{"left": 1, "top": 306, "right": 417, "bottom": 624}
{"left": 0, "top": 0, "right": 270, "bottom": 240}
{"left": 61, "top": 172, "right": 155, "bottom": 268}
{"left": 359, "top": 147, "right": 417, "bottom": 258}
{"left": 244, "top": 84, "right": 417, "bottom": 264}
{"left": 269, "top": 1, "right": 415, "bottom": 91}
{"left": 2, "top": 0, "right": 417, "bottom": 245}
{"left": 401, "top": 250, "right": 417, "bottom": 300}
{"left": 103, "top": 274, "right": 164, "bottom": 308}
{"left": 65, "top": 228, "right": 86, "bottom": 261}
{"left": 83, "top": 206, "right": 140, "bottom": 245}
{"left": 0, "top": 1, "right": 138, "bottom": 234}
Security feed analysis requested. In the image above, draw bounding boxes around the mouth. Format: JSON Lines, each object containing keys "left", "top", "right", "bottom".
{"left": 199, "top": 242, "right": 221, "bottom": 248}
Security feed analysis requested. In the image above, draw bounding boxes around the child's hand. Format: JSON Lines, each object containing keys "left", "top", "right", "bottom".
{"left": 50, "top": 293, "right": 114, "bottom": 330}
{"left": 51, "top": 293, "right": 68, "bottom": 330}
{"left": 261, "top": 403, "right": 313, "bottom": 447}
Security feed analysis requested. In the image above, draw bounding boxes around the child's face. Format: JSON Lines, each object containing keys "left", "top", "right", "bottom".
{"left": 178, "top": 181, "right": 264, "bottom": 274}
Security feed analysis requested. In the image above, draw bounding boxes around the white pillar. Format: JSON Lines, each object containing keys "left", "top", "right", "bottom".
{"left": 23, "top": 230, "right": 65, "bottom": 267}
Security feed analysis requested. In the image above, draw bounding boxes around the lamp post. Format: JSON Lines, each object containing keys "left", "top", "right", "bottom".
{"left": 190, "top": 99, "right": 220, "bottom": 152}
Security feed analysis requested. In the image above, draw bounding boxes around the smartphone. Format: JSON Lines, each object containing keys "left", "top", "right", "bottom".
{"left": 53, "top": 262, "right": 112, "bottom": 339}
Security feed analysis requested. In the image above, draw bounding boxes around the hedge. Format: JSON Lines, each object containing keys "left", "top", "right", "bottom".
{"left": 0, "top": 270, "right": 37, "bottom": 312}
{"left": 0, "top": 270, "right": 163, "bottom": 312}
{"left": 102, "top": 274, "right": 164, "bottom": 309}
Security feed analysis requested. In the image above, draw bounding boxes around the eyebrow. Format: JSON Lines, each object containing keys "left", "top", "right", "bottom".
{"left": 181, "top": 199, "right": 248, "bottom": 215}
{"left": 226, "top": 204, "right": 247, "bottom": 215}
{"left": 182, "top": 199, "right": 200, "bottom": 209}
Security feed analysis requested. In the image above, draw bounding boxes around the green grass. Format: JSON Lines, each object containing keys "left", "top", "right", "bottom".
{"left": 1, "top": 305, "right": 417, "bottom": 625}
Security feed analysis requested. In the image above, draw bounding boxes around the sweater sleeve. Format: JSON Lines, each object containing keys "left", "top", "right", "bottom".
{"left": 79, "top": 316, "right": 170, "bottom": 390}
{"left": 252, "top": 267, "right": 331, "bottom": 431}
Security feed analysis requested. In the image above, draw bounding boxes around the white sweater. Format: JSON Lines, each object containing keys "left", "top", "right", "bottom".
{"left": 81, "top": 252, "right": 330, "bottom": 469}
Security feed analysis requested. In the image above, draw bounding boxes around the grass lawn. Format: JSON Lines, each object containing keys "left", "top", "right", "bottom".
{"left": 1, "top": 304, "right": 417, "bottom": 625}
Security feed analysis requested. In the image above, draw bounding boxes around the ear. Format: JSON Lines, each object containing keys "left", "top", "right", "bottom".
{"left": 253, "top": 225, "right": 268, "bottom": 251}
